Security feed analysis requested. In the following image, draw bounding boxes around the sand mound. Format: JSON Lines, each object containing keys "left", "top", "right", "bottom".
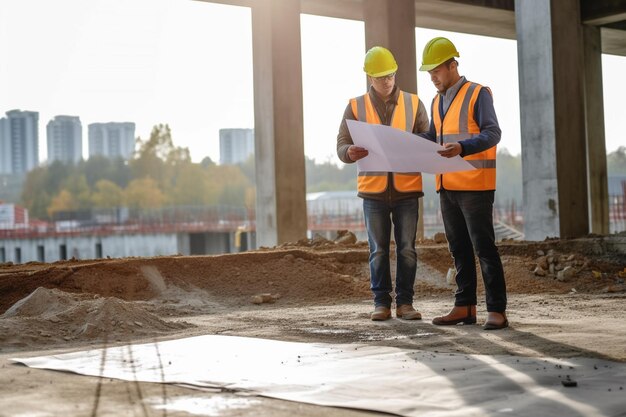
{"left": 0, "top": 287, "right": 191, "bottom": 350}
{"left": 2, "top": 287, "right": 92, "bottom": 319}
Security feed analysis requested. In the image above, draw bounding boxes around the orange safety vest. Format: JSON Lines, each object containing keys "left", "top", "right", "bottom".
{"left": 433, "top": 82, "right": 496, "bottom": 191}
{"left": 349, "top": 91, "right": 422, "bottom": 194}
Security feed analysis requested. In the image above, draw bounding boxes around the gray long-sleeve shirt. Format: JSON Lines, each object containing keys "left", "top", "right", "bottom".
{"left": 336, "top": 85, "right": 430, "bottom": 200}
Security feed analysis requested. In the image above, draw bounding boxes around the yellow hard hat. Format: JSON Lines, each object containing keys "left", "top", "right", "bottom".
{"left": 363, "top": 46, "right": 398, "bottom": 77}
{"left": 419, "top": 37, "right": 460, "bottom": 71}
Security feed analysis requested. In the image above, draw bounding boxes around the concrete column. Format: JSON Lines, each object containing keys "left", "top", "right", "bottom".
{"left": 583, "top": 26, "right": 609, "bottom": 235}
{"left": 363, "top": 0, "right": 417, "bottom": 94}
{"left": 363, "top": 0, "right": 425, "bottom": 238}
{"left": 251, "top": 0, "right": 307, "bottom": 247}
{"left": 515, "top": 0, "right": 589, "bottom": 240}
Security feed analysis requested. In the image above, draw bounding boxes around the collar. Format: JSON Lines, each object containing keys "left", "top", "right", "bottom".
{"left": 439, "top": 76, "right": 466, "bottom": 99}
{"left": 368, "top": 85, "right": 399, "bottom": 105}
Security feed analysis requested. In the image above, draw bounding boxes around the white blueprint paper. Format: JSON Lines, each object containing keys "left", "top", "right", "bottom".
{"left": 13, "top": 335, "right": 626, "bottom": 417}
{"left": 346, "top": 119, "right": 475, "bottom": 174}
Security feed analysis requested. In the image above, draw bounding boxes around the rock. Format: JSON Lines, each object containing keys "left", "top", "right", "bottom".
{"left": 534, "top": 266, "right": 547, "bottom": 277}
{"left": 433, "top": 232, "right": 447, "bottom": 244}
{"left": 537, "top": 250, "right": 545, "bottom": 256}
{"left": 549, "top": 263, "right": 555, "bottom": 275}
{"left": 335, "top": 230, "right": 357, "bottom": 245}
{"left": 547, "top": 256, "right": 555, "bottom": 265}
{"left": 536, "top": 256, "right": 549, "bottom": 270}
{"left": 561, "top": 379, "right": 578, "bottom": 387}
{"left": 283, "top": 254, "right": 295, "bottom": 261}
{"left": 251, "top": 293, "right": 277, "bottom": 304}
{"left": 566, "top": 254, "right": 576, "bottom": 262}
{"left": 338, "top": 275, "right": 352, "bottom": 283}
{"left": 556, "top": 266, "right": 576, "bottom": 282}
{"left": 310, "top": 234, "right": 333, "bottom": 247}
{"left": 604, "top": 285, "right": 626, "bottom": 293}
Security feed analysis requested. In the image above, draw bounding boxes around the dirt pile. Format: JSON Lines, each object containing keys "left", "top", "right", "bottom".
{"left": 0, "top": 236, "right": 622, "bottom": 356}
{"left": 0, "top": 287, "right": 191, "bottom": 350}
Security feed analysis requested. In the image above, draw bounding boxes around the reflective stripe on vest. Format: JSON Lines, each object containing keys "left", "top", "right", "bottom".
{"left": 349, "top": 91, "right": 422, "bottom": 194}
{"left": 433, "top": 82, "right": 496, "bottom": 191}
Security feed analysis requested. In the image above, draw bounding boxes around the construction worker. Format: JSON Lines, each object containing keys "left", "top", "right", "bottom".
{"left": 337, "top": 46, "right": 429, "bottom": 321}
{"left": 418, "top": 37, "right": 508, "bottom": 330}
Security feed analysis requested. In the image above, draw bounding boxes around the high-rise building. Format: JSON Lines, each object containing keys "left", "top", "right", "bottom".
{"left": 219, "top": 128, "right": 254, "bottom": 165}
{"left": 88, "top": 122, "right": 135, "bottom": 160}
{"left": 0, "top": 110, "right": 39, "bottom": 174}
{"left": 46, "top": 115, "right": 83, "bottom": 164}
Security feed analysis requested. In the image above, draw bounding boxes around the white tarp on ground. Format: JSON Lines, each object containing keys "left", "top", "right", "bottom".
{"left": 12, "top": 335, "right": 626, "bottom": 417}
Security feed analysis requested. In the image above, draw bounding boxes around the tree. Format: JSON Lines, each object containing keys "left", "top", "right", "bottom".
{"left": 61, "top": 174, "right": 92, "bottom": 209}
{"left": 82, "top": 156, "right": 132, "bottom": 188}
{"left": 21, "top": 166, "right": 52, "bottom": 219}
{"left": 306, "top": 157, "right": 356, "bottom": 191}
{"left": 124, "top": 177, "right": 165, "bottom": 210}
{"left": 166, "top": 163, "right": 210, "bottom": 206}
{"left": 91, "top": 180, "right": 124, "bottom": 209}
{"left": 47, "top": 189, "right": 77, "bottom": 217}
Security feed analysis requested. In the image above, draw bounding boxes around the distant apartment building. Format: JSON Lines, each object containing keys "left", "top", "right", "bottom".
{"left": 0, "top": 110, "right": 39, "bottom": 174}
{"left": 46, "top": 115, "right": 83, "bottom": 164}
{"left": 88, "top": 122, "right": 135, "bottom": 160}
{"left": 219, "top": 128, "right": 254, "bottom": 165}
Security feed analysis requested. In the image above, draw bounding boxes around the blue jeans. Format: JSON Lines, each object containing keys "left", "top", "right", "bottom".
{"left": 363, "top": 197, "right": 419, "bottom": 308}
{"left": 440, "top": 190, "right": 507, "bottom": 312}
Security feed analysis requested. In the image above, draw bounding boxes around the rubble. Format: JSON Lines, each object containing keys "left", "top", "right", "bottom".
{"left": 433, "top": 232, "right": 447, "bottom": 244}
{"left": 532, "top": 251, "right": 587, "bottom": 281}
{"left": 335, "top": 230, "right": 357, "bottom": 245}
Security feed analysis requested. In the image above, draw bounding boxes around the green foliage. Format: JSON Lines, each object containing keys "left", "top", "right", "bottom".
{"left": 21, "top": 124, "right": 574, "bottom": 221}
{"left": 20, "top": 166, "right": 53, "bottom": 219}
{"left": 18, "top": 124, "right": 258, "bottom": 218}
{"left": 91, "top": 180, "right": 124, "bottom": 209}
{"left": 124, "top": 177, "right": 166, "bottom": 210}
{"left": 306, "top": 157, "right": 356, "bottom": 191}
{"left": 81, "top": 156, "right": 131, "bottom": 189}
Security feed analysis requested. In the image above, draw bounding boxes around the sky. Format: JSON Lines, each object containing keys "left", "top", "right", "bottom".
{"left": 1, "top": 0, "right": 624, "bottom": 165}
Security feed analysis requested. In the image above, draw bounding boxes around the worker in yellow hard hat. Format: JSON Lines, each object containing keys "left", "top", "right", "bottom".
{"left": 418, "top": 37, "right": 509, "bottom": 330}
{"left": 336, "top": 46, "right": 429, "bottom": 321}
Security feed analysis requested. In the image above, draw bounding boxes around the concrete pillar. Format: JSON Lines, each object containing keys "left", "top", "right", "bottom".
{"left": 583, "top": 26, "right": 609, "bottom": 235}
{"left": 515, "top": 0, "right": 589, "bottom": 240}
{"left": 251, "top": 0, "right": 307, "bottom": 247}
{"left": 363, "top": 0, "right": 417, "bottom": 94}
{"left": 363, "top": 0, "right": 424, "bottom": 238}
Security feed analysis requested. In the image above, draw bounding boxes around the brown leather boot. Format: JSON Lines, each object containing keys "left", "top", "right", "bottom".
{"left": 483, "top": 312, "right": 508, "bottom": 330}
{"left": 432, "top": 305, "right": 477, "bottom": 325}
{"left": 396, "top": 304, "right": 422, "bottom": 320}
{"left": 370, "top": 306, "right": 391, "bottom": 321}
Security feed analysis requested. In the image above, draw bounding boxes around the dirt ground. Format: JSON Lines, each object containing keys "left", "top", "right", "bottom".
{"left": 0, "top": 234, "right": 625, "bottom": 416}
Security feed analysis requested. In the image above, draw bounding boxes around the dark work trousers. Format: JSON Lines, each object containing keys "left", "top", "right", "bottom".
{"left": 439, "top": 189, "right": 507, "bottom": 312}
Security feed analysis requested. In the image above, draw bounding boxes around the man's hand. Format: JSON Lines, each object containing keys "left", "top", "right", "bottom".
{"left": 347, "top": 145, "right": 369, "bottom": 161}
{"left": 437, "top": 143, "right": 462, "bottom": 158}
